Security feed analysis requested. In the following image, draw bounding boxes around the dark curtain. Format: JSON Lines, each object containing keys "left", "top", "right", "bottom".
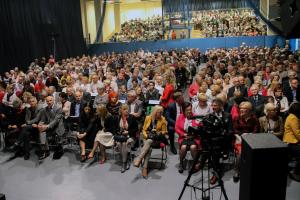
{"left": 248, "top": 0, "right": 260, "bottom": 9}
{"left": 0, "top": 0, "right": 86, "bottom": 73}
{"left": 163, "top": 0, "right": 250, "bottom": 13}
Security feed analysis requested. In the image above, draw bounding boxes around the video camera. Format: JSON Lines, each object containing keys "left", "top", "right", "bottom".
{"left": 188, "top": 114, "right": 225, "bottom": 137}
{"left": 187, "top": 114, "right": 228, "bottom": 154}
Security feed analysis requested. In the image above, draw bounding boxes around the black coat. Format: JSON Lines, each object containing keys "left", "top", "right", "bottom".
{"left": 70, "top": 100, "right": 87, "bottom": 117}
{"left": 85, "top": 114, "right": 116, "bottom": 135}
{"left": 115, "top": 114, "right": 138, "bottom": 139}
{"left": 248, "top": 95, "right": 265, "bottom": 117}
{"left": 227, "top": 85, "right": 248, "bottom": 99}
{"left": 166, "top": 102, "right": 178, "bottom": 132}
{"left": 283, "top": 82, "right": 299, "bottom": 104}
{"left": 145, "top": 89, "right": 161, "bottom": 102}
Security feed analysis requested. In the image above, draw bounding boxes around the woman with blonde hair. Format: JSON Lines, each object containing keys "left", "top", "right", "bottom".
{"left": 21, "top": 92, "right": 33, "bottom": 109}
{"left": 192, "top": 93, "right": 212, "bottom": 116}
{"left": 267, "top": 80, "right": 280, "bottom": 97}
{"left": 161, "top": 72, "right": 175, "bottom": 108}
{"left": 134, "top": 105, "right": 168, "bottom": 178}
{"left": 209, "top": 84, "right": 222, "bottom": 102}
{"left": 80, "top": 76, "right": 91, "bottom": 93}
{"left": 88, "top": 104, "right": 115, "bottom": 164}
{"left": 259, "top": 103, "right": 284, "bottom": 138}
{"left": 232, "top": 101, "right": 260, "bottom": 182}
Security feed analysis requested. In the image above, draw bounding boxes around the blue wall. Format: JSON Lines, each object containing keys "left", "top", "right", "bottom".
{"left": 88, "top": 36, "right": 286, "bottom": 55}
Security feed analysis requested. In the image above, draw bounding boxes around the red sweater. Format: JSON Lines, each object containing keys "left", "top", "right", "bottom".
{"left": 188, "top": 82, "right": 199, "bottom": 98}
{"left": 161, "top": 83, "right": 174, "bottom": 108}
{"left": 175, "top": 114, "right": 201, "bottom": 146}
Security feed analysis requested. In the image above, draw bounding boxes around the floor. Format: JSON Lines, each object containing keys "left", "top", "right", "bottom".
{"left": 0, "top": 147, "right": 300, "bottom": 200}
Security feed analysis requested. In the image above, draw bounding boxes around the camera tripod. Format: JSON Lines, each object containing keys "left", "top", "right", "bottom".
{"left": 178, "top": 138, "right": 229, "bottom": 200}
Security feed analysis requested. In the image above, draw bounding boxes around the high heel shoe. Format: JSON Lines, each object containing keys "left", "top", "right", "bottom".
{"left": 126, "top": 161, "right": 130, "bottom": 170}
{"left": 80, "top": 154, "right": 87, "bottom": 162}
{"left": 142, "top": 168, "right": 148, "bottom": 179}
{"left": 134, "top": 158, "right": 142, "bottom": 168}
{"left": 121, "top": 162, "right": 126, "bottom": 173}
{"left": 88, "top": 152, "right": 94, "bottom": 160}
{"left": 99, "top": 155, "right": 106, "bottom": 164}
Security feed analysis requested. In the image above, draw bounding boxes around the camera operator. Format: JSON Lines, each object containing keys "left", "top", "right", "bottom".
{"left": 204, "top": 98, "right": 233, "bottom": 184}
{"left": 211, "top": 98, "right": 233, "bottom": 156}
{"left": 134, "top": 105, "right": 167, "bottom": 178}
{"left": 175, "top": 102, "right": 201, "bottom": 173}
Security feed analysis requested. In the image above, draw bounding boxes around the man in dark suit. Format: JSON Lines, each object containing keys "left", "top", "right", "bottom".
{"left": 207, "top": 98, "right": 233, "bottom": 184}
{"left": 166, "top": 91, "right": 184, "bottom": 155}
{"left": 70, "top": 91, "right": 87, "bottom": 117}
{"left": 30, "top": 96, "right": 65, "bottom": 160}
{"left": 248, "top": 84, "right": 265, "bottom": 117}
{"left": 145, "top": 81, "right": 161, "bottom": 102}
{"left": 283, "top": 77, "right": 299, "bottom": 104}
{"left": 227, "top": 76, "right": 248, "bottom": 99}
{"left": 126, "top": 90, "right": 144, "bottom": 150}
{"left": 11, "top": 97, "right": 43, "bottom": 160}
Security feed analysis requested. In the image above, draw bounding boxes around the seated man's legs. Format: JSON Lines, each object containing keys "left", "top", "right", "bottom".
{"left": 38, "top": 125, "right": 50, "bottom": 160}
{"left": 18, "top": 126, "right": 38, "bottom": 159}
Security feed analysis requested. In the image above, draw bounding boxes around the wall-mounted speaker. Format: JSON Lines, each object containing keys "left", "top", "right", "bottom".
{"left": 280, "top": 0, "right": 300, "bottom": 38}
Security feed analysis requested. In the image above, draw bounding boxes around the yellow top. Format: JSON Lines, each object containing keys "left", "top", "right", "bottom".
{"left": 283, "top": 114, "right": 300, "bottom": 144}
{"left": 142, "top": 115, "right": 167, "bottom": 139}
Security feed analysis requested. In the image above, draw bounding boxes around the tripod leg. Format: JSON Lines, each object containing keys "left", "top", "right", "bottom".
{"left": 209, "top": 151, "right": 229, "bottom": 200}
{"left": 178, "top": 150, "right": 202, "bottom": 200}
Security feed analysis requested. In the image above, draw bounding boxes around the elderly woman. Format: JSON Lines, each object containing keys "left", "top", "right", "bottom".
{"left": 208, "top": 84, "right": 222, "bottom": 102}
{"left": 175, "top": 102, "right": 201, "bottom": 173}
{"left": 259, "top": 103, "right": 284, "bottom": 138}
{"left": 134, "top": 105, "right": 167, "bottom": 178}
{"left": 283, "top": 102, "right": 300, "bottom": 181}
{"left": 114, "top": 104, "right": 138, "bottom": 173}
{"left": 93, "top": 83, "right": 108, "bottom": 108}
{"left": 88, "top": 104, "right": 115, "bottom": 164}
{"left": 232, "top": 101, "right": 260, "bottom": 182}
{"left": 192, "top": 93, "right": 212, "bottom": 116}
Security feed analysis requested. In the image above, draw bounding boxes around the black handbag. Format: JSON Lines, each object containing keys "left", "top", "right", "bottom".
{"left": 114, "top": 134, "right": 128, "bottom": 143}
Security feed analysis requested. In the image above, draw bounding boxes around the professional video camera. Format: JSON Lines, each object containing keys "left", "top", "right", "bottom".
{"left": 188, "top": 114, "right": 225, "bottom": 138}
{"left": 178, "top": 113, "right": 229, "bottom": 200}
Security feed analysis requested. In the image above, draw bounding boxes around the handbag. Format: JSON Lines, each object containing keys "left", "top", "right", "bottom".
{"left": 114, "top": 134, "right": 128, "bottom": 143}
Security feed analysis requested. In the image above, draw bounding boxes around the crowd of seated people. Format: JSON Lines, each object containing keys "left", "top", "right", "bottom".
{"left": 191, "top": 8, "right": 267, "bottom": 37}
{"left": 1, "top": 44, "right": 300, "bottom": 183}
{"left": 109, "top": 16, "right": 163, "bottom": 42}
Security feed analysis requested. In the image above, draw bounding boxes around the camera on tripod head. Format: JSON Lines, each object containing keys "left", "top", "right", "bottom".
{"left": 187, "top": 114, "right": 227, "bottom": 153}
{"left": 188, "top": 114, "right": 225, "bottom": 137}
